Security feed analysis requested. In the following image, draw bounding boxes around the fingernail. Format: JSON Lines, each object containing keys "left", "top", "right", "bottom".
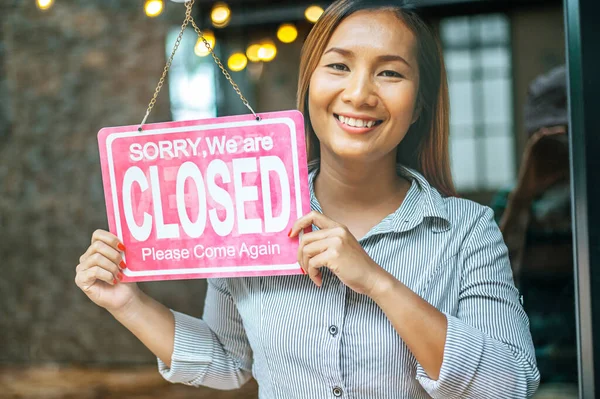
{"left": 120, "top": 260, "right": 127, "bottom": 269}
{"left": 118, "top": 243, "right": 126, "bottom": 251}
{"left": 118, "top": 272, "right": 123, "bottom": 281}
{"left": 113, "top": 278, "right": 117, "bottom": 285}
{"left": 287, "top": 228, "right": 292, "bottom": 237}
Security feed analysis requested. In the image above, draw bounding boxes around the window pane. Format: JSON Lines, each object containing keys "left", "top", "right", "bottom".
{"left": 440, "top": 17, "right": 471, "bottom": 46}
{"left": 450, "top": 124, "right": 475, "bottom": 138}
{"left": 166, "top": 27, "right": 217, "bottom": 121}
{"left": 449, "top": 80, "right": 474, "bottom": 126}
{"left": 479, "top": 14, "right": 510, "bottom": 44}
{"left": 442, "top": 13, "right": 514, "bottom": 192}
{"left": 445, "top": 49, "right": 473, "bottom": 73}
{"left": 480, "top": 47, "right": 511, "bottom": 70}
{"left": 450, "top": 137, "right": 478, "bottom": 191}
{"left": 483, "top": 136, "right": 515, "bottom": 189}
{"left": 482, "top": 123, "right": 512, "bottom": 137}
{"left": 483, "top": 78, "right": 512, "bottom": 125}
{"left": 172, "top": 108, "right": 215, "bottom": 121}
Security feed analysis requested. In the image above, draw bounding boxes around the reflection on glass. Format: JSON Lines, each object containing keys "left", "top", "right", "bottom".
{"left": 480, "top": 47, "right": 510, "bottom": 69}
{"left": 166, "top": 28, "right": 217, "bottom": 120}
{"left": 448, "top": 80, "right": 475, "bottom": 126}
{"left": 441, "top": 13, "right": 513, "bottom": 192}
{"left": 483, "top": 136, "right": 513, "bottom": 189}
{"left": 450, "top": 137, "right": 478, "bottom": 190}
{"left": 445, "top": 49, "right": 473, "bottom": 75}
{"left": 483, "top": 78, "right": 512, "bottom": 124}
{"left": 440, "top": 16, "right": 470, "bottom": 45}
{"left": 479, "top": 15, "right": 510, "bottom": 44}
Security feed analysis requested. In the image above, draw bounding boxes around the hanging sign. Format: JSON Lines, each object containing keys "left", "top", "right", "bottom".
{"left": 98, "top": 110, "right": 310, "bottom": 282}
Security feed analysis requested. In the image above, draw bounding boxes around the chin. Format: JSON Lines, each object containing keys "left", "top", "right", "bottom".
{"left": 328, "top": 145, "right": 384, "bottom": 164}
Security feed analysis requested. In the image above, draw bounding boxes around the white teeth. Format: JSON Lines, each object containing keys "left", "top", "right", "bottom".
{"left": 337, "top": 115, "right": 377, "bottom": 128}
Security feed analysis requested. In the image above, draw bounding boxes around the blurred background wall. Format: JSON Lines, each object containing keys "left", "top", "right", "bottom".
{"left": 0, "top": 0, "right": 206, "bottom": 366}
{"left": 0, "top": 0, "right": 574, "bottom": 398}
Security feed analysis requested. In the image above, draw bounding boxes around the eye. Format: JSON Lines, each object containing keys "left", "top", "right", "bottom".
{"left": 327, "top": 63, "right": 349, "bottom": 72}
{"left": 380, "top": 70, "right": 403, "bottom": 78}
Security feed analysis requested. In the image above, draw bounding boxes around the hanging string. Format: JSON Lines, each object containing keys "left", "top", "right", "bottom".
{"left": 139, "top": 0, "right": 259, "bottom": 132}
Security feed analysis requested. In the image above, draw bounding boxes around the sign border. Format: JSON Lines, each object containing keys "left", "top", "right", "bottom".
{"left": 104, "top": 117, "right": 303, "bottom": 277}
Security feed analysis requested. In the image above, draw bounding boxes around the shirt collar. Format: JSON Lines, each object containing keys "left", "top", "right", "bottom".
{"left": 394, "top": 165, "right": 451, "bottom": 234}
{"left": 308, "top": 164, "right": 451, "bottom": 238}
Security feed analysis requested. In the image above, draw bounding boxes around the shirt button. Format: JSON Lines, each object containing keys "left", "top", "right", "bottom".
{"left": 328, "top": 325, "right": 338, "bottom": 336}
{"left": 333, "top": 387, "right": 343, "bottom": 397}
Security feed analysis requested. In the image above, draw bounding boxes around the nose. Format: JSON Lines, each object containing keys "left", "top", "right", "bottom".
{"left": 341, "top": 69, "right": 378, "bottom": 108}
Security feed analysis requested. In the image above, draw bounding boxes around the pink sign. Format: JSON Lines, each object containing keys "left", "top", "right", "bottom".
{"left": 97, "top": 110, "right": 310, "bottom": 282}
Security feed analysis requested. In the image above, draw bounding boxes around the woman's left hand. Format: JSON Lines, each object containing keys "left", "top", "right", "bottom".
{"left": 290, "top": 211, "right": 390, "bottom": 297}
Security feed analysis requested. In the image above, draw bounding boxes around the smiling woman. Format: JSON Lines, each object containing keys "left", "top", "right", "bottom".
{"left": 298, "top": 0, "right": 454, "bottom": 197}
{"left": 75, "top": 0, "right": 540, "bottom": 398}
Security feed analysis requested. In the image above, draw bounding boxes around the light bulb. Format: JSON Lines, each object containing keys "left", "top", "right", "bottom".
{"left": 145, "top": 0, "right": 164, "bottom": 17}
{"left": 194, "top": 31, "right": 216, "bottom": 57}
{"left": 211, "top": 2, "right": 231, "bottom": 28}
{"left": 246, "top": 44, "right": 261, "bottom": 62}
{"left": 258, "top": 41, "right": 277, "bottom": 62}
{"left": 36, "top": 0, "right": 54, "bottom": 11}
{"left": 228, "top": 52, "right": 248, "bottom": 72}
{"left": 277, "top": 23, "right": 298, "bottom": 44}
{"left": 304, "top": 5, "right": 324, "bottom": 23}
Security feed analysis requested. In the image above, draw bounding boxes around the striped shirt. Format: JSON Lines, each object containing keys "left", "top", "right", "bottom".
{"left": 158, "top": 165, "right": 541, "bottom": 398}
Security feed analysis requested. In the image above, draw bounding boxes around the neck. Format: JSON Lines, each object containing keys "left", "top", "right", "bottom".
{"left": 314, "top": 150, "right": 408, "bottom": 211}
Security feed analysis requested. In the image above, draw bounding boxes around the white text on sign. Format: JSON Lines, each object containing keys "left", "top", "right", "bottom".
{"left": 122, "top": 156, "right": 290, "bottom": 241}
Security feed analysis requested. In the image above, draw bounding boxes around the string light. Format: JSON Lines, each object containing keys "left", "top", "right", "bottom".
{"left": 277, "top": 23, "right": 298, "bottom": 44}
{"left": 144, "top": 0, "right": 164, "bottom": 18}
{"left": 36, "top": 0, "right": 54, "bottom": 10}
{"left": 246, "top": 44, "right": 261, "bottom": 63}
{"left": 211, "top": 2, "right": 231, "bottom": 28}
{"left": 228, "top": 53, "right": 248, "bottom": 72}
{"left": 258, "top": 40, "right": 277, "bottom": 62}
{"left": 194, "top": 31, "right": 216, "bottom": 57}
{"left": 304, "top": 5, "right": 324, "bottom": 23}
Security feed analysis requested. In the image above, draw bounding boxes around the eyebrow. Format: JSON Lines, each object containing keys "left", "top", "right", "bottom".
{"left": 323, "top": 47, "right": 412, "bottom": 68}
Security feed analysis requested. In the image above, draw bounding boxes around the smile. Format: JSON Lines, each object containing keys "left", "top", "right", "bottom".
{"left": 334, "top": 113, "right": 383, "bottom": 134}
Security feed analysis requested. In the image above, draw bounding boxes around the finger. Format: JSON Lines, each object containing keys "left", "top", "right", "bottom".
{"left": 290, "top": 211, "right": 340, "bottom": 237}
{"left": 77, "top": 252, "right": 122, "bottom": 279}
{"left": 297, "top": 230, "right": 332, "bottom": 270}
{"left": 80, "top": 240, "right": 125, "bottom": 270}
{"left": 76, "top": 266, "right": 118, "bottom": 291}
{"left": 91, "top": 229, "right": 126, "bottom": 252}
{"left": 306, "top": 251, "right": 331, "bottom": 287}
{"left": 299, "top": 236, "right": 341, "bottom": 272}
{"left": 299, "top": 238, "right": 327, "bottom": 272}
{"left": 300, "top": 226, "right": 347, "bottom": 247}
{"left": 540, "top": 126, "right": 567, "bottom": 136}
{"left": 529, "top": 128, "right": 567, "bottom": 150}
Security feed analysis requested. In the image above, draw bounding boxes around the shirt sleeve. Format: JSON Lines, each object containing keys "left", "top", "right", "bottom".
{"left": 157, "top": 278, "right": 253, "bottom": 390}
{"left": 416, "top": 207, "right": 540, "bottom": 398}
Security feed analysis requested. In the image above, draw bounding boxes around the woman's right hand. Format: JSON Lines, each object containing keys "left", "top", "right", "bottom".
{"left": 75, "top": 229, "right": 141, "bottom": 313}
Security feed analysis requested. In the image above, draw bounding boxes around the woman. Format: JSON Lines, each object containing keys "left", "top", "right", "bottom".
{"left": 75, "top": 0, "right": 540, "bottom": 397}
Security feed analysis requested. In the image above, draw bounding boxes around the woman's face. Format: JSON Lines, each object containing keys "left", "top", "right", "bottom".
{"left": 308, "top": 9, "right": 420, "bottom": 164}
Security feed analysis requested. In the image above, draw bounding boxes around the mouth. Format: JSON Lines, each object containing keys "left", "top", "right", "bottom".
{"left": 334, "top": 113, "right": 383, "bottom": 134}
